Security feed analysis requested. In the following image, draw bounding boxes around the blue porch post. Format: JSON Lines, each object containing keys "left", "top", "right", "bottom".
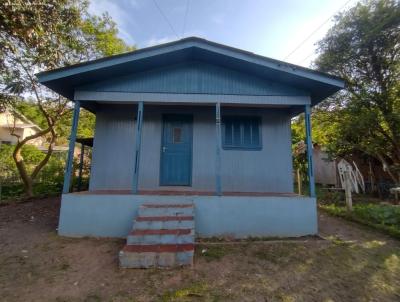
{"left": 215, "top": 102, "right": 222, "bottom": 196}
{"left": 63, "top": 100, "right": 80, "bottom": 194}
{"left": 305, "top": 104, "right": 316, "bottom": 197}
{"left": 77, "top": 143, "right": 85, "bottom": 192}
{"left": 132, "top": 101, "right": 144, "bottom": 194}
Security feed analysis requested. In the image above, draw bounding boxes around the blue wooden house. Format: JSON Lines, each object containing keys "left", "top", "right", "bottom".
{"left": 38, "top": 37, "right": 344, "bottom": 267}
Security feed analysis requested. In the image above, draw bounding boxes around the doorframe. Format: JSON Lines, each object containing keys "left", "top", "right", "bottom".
{"left": 159, "top": 114, "right": 193, "bottom": 186}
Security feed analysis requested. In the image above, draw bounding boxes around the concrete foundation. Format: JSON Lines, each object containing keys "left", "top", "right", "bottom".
{"left": 59, "top": 193, "right": 317, "bottom": 238}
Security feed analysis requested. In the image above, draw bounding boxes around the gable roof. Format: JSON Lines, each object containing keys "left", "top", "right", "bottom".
{"left": 37, "top": 37, "right": 345, "bottom": 106}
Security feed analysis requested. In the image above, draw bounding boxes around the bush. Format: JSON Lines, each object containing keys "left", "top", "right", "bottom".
{"left": 0, "top": 144, "right": 67, "bottom": 201}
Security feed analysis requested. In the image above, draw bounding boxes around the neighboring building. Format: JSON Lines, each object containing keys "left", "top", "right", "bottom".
{"left": 38, "top": 37, "right": 344, "bottom": 267}
{"left": 313, "top": 144, "right": 338, "bottom": 186}
{"left": 0, "top": 108, "right": 44, "bottom": 146}
{"left": 295, "top": 142, "right": 338, "bottom": 186}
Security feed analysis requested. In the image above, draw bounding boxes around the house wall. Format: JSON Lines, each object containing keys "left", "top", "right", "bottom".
{"left": 89, "top": 104, "right": 293, "bottom": 193}
{"left": 75, "top": 61, "right": 311, "bottom": 107}
{"left": 79, "top": 61, "right": 308, "bottom": 97}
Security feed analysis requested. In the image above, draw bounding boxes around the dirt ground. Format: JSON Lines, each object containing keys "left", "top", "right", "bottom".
{"left": 1, "top": 197, "right": 400, "bottom": 302}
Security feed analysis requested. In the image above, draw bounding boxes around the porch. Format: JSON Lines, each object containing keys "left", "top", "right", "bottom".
{"left": 58, "top": 99, "right": 318, "bottom": 238}
{"left": 63, "top": 102, "right": 316, "bottom": 196}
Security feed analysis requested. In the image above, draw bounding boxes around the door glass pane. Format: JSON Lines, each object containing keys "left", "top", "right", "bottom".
{"left": 173, "top": 127, "right": 182, "bottom": 143}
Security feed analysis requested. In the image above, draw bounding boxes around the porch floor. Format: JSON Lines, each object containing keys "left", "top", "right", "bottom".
{"left": 74, "top": 190, "right": 299, "bottom": 197}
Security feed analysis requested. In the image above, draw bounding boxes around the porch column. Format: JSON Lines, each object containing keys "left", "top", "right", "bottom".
{"left": 132, "top": 101, "right": 144, "bottom": 194}
{"left": 63, "top": 100, "right": 80, "bottom": 194}
{"left": 215, "top": 102, "right": 222, "bottom": 196}
{"left": 305, "top": 104, "right": 316, "bottom": 197}
{"left": 77, "top": 143, "right": 85, "bottom": 192}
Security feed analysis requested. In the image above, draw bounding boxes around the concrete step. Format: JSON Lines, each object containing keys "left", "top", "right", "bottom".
{"left": 119, "top": 203, "right": 195, "bottom": 268}
{"left": 133, "top": 216, "right": 194, "bottom": 230}
{"left": 119, "top": 244, "right": 194, "bottom": 268}
{"left": 138, "top": 204, "right": 194, "bottom": 217}
{"left": 127, "top": 229, "right": 194, "bottom": 245}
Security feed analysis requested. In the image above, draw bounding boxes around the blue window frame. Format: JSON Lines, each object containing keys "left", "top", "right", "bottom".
{"left": 222, "top": 116, "right": 262, "bottom": 150}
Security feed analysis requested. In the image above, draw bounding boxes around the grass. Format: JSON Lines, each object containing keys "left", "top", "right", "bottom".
{"left": 2, "top": 197, "right": 400, "bottom": 301}
{"left": 320, "top": 203, "right": 400, "bottom": 239}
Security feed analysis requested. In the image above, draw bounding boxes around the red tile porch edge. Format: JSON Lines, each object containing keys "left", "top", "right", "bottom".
{"left": 123, "top": 244, "right": 194, "bottom": 253}
{"left": 142, "top": 204, "right": 194, "bottom": 208}
{"left": 130, "top": 229, "right": 192, "bottom": 236}
{"left": 76, "top": 190, "right": 298, "bottom": 197}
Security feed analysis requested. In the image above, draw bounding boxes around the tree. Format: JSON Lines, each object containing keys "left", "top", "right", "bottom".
{"left": 0, "top": 0, "right": 134, "bottom": 197}
{"left": 314, "top": 0, "right": 400, "bottom": 184}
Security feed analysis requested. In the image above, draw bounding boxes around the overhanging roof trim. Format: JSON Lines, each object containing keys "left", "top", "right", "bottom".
{"left": 37, "top": 37, "right": 345, "bottom": 88}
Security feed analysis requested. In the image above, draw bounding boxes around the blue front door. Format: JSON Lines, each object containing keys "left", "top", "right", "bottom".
{"left": 160, "top": 115, "right": 193, "bottom": 186}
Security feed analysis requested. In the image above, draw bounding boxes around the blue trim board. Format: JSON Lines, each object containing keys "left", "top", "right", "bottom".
{"left": 132, "top": 102, "right": 144, "bottom": 193}
{"left": 215, "top": 103, "right": 222, "bottom": 195}
{"left": 305, "top": 104, "right": 315, "bottom": 197}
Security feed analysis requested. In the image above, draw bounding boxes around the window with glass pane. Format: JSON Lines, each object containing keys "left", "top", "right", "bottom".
{"left": 222, "top": 116, "right": 261, "bottom": 150}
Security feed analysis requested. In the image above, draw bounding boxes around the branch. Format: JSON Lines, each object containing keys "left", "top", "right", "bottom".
{"left": 31, "top": 133, "right": 56, "bottom": 180}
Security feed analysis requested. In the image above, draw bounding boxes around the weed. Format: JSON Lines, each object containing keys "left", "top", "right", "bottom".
{"left": 160, "top": 283, "right": 210, "bottom": 301}
{"left": 197, "top": 245, "right": 229, "bottom": 262}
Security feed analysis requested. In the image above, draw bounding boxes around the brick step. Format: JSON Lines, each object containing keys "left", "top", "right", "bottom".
{"left": 127, "top": 229, "right": 194, "bottom": 245}
{"left": 138, "top": 205, "right": 194, "bottom": 217}
{"left": 119, "top": 203, "right": 195, "bottom": 268}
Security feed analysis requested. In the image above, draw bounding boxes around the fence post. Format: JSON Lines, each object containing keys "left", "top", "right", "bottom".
{"left": 344, "top": 168, "right": 353, "bottom": 212}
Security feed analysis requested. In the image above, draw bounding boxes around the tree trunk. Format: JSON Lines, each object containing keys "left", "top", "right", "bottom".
{"left": 12, "top": 143, "right": 34, "bottom": 198}
{"left": 11, "top": 128, "right": 57, "bottom": 198}
{"left": 376, "top": 154, "right": 400, "bottom": 185}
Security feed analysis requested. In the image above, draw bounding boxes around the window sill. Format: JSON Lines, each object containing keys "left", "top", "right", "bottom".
{"left": 222, "top": 146, "right": 262, "bottom": 151}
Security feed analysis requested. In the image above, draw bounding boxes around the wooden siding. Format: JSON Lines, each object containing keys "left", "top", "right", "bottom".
{"left": 90, "top": 105, "right": 136, "bottom": 190}
{"left": 75, "top": 91, "right": 310, "bottom": 106}
{"left": 89, "top": 105, "right": 293, "bottom": 193}
{"left": 78, "top": 62, "right": 308, "bottom": 97}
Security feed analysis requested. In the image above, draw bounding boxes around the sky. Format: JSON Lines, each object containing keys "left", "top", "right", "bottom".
{"left": 89, "top": 0, "right": 358, "bottom": 67}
